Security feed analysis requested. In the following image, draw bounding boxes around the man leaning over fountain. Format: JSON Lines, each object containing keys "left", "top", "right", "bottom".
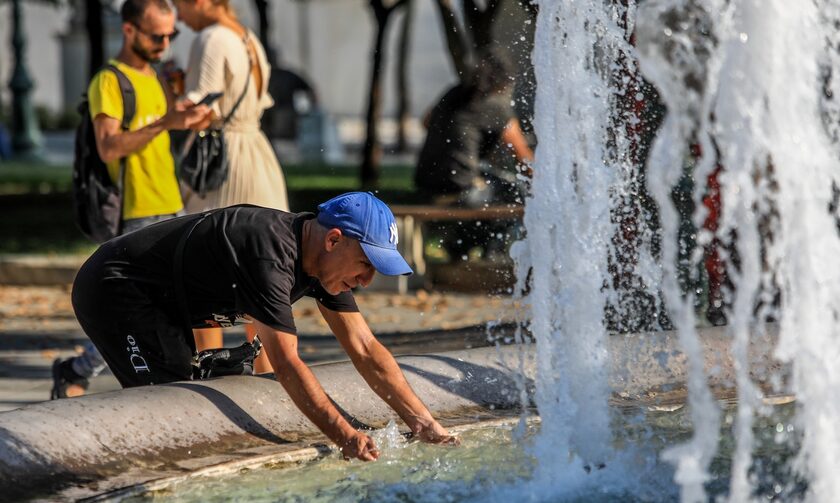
{"left": 70, "top": 192, "right": 457, "bottom": 461}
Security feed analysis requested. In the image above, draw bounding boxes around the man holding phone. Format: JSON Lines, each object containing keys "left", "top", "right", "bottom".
{"left": 52, "top": 0, "right": 213, "bottom": 399}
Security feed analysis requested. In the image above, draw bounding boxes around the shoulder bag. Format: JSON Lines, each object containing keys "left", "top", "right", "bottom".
{"left": 179, "top": 58, "right": 251, "bottom": 198}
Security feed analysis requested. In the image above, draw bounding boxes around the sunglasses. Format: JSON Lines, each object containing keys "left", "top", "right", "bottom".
{"left": 132, "top": 23, "right": 180, "bottom": 44}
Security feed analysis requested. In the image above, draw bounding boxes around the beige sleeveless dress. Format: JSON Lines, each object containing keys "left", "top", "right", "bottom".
{"left": 182, "top": 24, "right": 289, "bottom": 212}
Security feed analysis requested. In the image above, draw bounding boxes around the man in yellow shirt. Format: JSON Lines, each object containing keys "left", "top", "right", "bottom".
{"left": 88, "top": 0, "right": 210, "bottom": 231}
{"left": 53, "top": 0, "right": 211, "bottom": 398}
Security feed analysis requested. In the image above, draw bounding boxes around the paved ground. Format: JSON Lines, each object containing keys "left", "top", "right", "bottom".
{"left": 0, "top": 285, "right": 523, "bottom": 412}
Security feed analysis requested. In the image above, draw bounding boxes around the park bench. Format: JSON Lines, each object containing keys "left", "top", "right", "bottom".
{"left": 381, "top": 204, "right": 525, "bottom": 293}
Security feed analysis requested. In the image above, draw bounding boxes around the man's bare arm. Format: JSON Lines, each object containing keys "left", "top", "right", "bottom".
{"left": 92, "top": 105, "right": 210, "bottom": 164}
{"left": 501, "top": 118, "right": 534, "bottom": 173}
{"left": 251, "top": 318, "right": 379, "bottom": 461}
{"left": 318, "top": 304, "right": 458, "bottom": 444}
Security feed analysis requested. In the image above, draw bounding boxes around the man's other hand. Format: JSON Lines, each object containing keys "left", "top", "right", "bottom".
{"left": 175, "top": 100, "right": 214, "bottom": 130}
{"left": 173, "top": 99, "right": 193, "bottom": 112}
{"left": 162, "top": 104, "right": 212, "bottom": 130}
{"left": 414, "top": 419, "right": 460, "bottom": 446}
{"left": 340, "top": 431, "right": 380, "bottom": 461}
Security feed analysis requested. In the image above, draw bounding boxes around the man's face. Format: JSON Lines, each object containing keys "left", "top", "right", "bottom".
{"left": 318, "top": 231, "right": 377, "bottom": 295}
{"left": 126, "top": 6, "right": 177, "bottom": 63}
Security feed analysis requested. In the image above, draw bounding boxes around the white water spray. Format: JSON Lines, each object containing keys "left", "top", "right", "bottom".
{"left": 756, "top": 2, "right": 840, "bottom": 500}
{"left": 514, "top": 0, "right": 637, "bottom": 478}
{"left": 521, "top": 0, "right": 840, "bottom": 500}
{"left": 635, "top": 2, "right": 724, "bottom": 500}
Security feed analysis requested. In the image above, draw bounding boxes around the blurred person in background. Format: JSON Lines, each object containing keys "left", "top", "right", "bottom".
{"left": 414, "top": 48, "right": 534, "bottom": 260}
{"left": 173, "top": 0, "right": 289, "bottom": 372}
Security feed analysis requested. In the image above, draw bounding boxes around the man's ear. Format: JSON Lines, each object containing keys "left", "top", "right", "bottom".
{"left": 122, "top": 22, "right": 135, "bottom": 40}
{"left": 324, "top": 228, "right": 343, "bottom": 251}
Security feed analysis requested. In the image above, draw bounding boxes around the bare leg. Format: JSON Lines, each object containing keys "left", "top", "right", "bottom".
{"left": 193, "top": 327, "right": 223, "bottom": 351}
{"left": 245, "top": 322, "right": 273, "bottom": 375}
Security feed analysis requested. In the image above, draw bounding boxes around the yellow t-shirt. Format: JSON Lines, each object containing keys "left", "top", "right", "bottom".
{"left": 87, "top": 60, "right": 183, "bottom": 220}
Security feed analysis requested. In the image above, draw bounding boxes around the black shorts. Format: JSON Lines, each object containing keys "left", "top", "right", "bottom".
{"left": 72, "top": 245, "right": 194, "bottom": 388}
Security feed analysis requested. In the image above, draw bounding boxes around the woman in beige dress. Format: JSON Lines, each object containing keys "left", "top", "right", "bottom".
{"left": 175, "top": 0, "right": 288, "bottom": 371}
{"left": 175, "top": 0, "right": 288, "bottom": 213}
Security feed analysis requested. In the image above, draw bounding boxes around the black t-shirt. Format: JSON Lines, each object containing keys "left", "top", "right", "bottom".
{"left": 415, "top": 84, "right": 514, "bottom": 194}
{"left": 97, "top": 205, "right": 357, "bottom": 334}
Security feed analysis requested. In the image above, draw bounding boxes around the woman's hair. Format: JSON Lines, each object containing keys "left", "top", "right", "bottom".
{"left": 209, "top": 0, "right": 235, "bottom": 14}
{"left": 121, "top": 0, "right": 172, "bottom": 24}
{"left": 174, "top": 0, "right": 236, "bottom": 15}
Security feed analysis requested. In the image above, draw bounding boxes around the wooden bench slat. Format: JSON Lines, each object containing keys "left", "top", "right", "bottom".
{"left": 390, "top": 205, "right": 524, "bottom": 221}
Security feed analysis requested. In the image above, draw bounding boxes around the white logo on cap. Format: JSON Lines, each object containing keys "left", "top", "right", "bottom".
{"left": 389, "top": 222, "right": 398, "bottom": 245}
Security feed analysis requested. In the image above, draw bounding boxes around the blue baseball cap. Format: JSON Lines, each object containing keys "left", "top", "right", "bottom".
{"left": 317, "top": 192, "right": 413, "bottom": 276}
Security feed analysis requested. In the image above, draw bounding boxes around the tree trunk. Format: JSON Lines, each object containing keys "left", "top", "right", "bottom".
{"left": 85, "top": 0, "right": 104, "bottom": 78}
{"left": 395, "top": 0, "right": 413, "bottom": 153}
{"left": 433, "top": 0, "right": 503, "bottom": 83}
{"left": 462, "top": 0, "right": 501, "bottom": 50}
{"left": 360, "top": 0, "right": 404, "bottom": 187}
{"left": 432, "top": 0, "right": 470, "bottom": 80}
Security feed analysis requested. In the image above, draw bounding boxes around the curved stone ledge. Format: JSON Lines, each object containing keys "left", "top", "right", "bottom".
{"left": 0, "top": 325, "right": 787, "bottom": 500}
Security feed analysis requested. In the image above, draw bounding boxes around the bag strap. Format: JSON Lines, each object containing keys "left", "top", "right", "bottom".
{"left": 173, "top": 213, "right": 209, "bottom": 354}
{"left": 106, "top": 64, "right": 136, "bottom": 131}
{"left": 106, "top": 63, "right": 135, "bottom": 233}
{"left": 221, "top": 35, "right": 253, "bottom": 126}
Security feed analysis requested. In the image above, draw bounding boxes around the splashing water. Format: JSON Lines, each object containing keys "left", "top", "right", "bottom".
{"left": 511, "top": 0, "right": 656, "bottom": 493}
{"left": 516, "top": 0, "right": 840, "bottom": 501}
{"left": 634, "top": 2, "right": 725, "bottom": 500}
{"left": 519, "top": 0, "right": 634, "bottom": 465}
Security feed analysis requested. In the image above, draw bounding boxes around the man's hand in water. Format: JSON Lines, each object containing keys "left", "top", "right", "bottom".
{"left": 340, "top": 431, "right": 380, "bottom": 461}
{"left": 412, "top": 417, "right": 460, "bottom": 446}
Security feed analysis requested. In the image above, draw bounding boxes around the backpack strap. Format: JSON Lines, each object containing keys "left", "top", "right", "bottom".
{"left": 106, "top": 64, "right": 136, "bottom": 131}
{"left": 105, "top": 64, "right": 135, "bottom": 233}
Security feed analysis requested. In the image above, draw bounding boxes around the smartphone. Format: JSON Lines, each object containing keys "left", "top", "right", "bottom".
{"left": 198, "top": 92, "right": 223, "bottom": 106}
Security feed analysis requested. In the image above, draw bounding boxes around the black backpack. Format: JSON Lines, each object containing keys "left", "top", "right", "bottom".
{"left": 72, "top": 64, "right": 135, "bottom": 243}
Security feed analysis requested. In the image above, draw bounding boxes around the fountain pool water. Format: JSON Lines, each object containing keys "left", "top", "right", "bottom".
{"left": 127, "top": 403, "right": 801, "bottom": 502}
